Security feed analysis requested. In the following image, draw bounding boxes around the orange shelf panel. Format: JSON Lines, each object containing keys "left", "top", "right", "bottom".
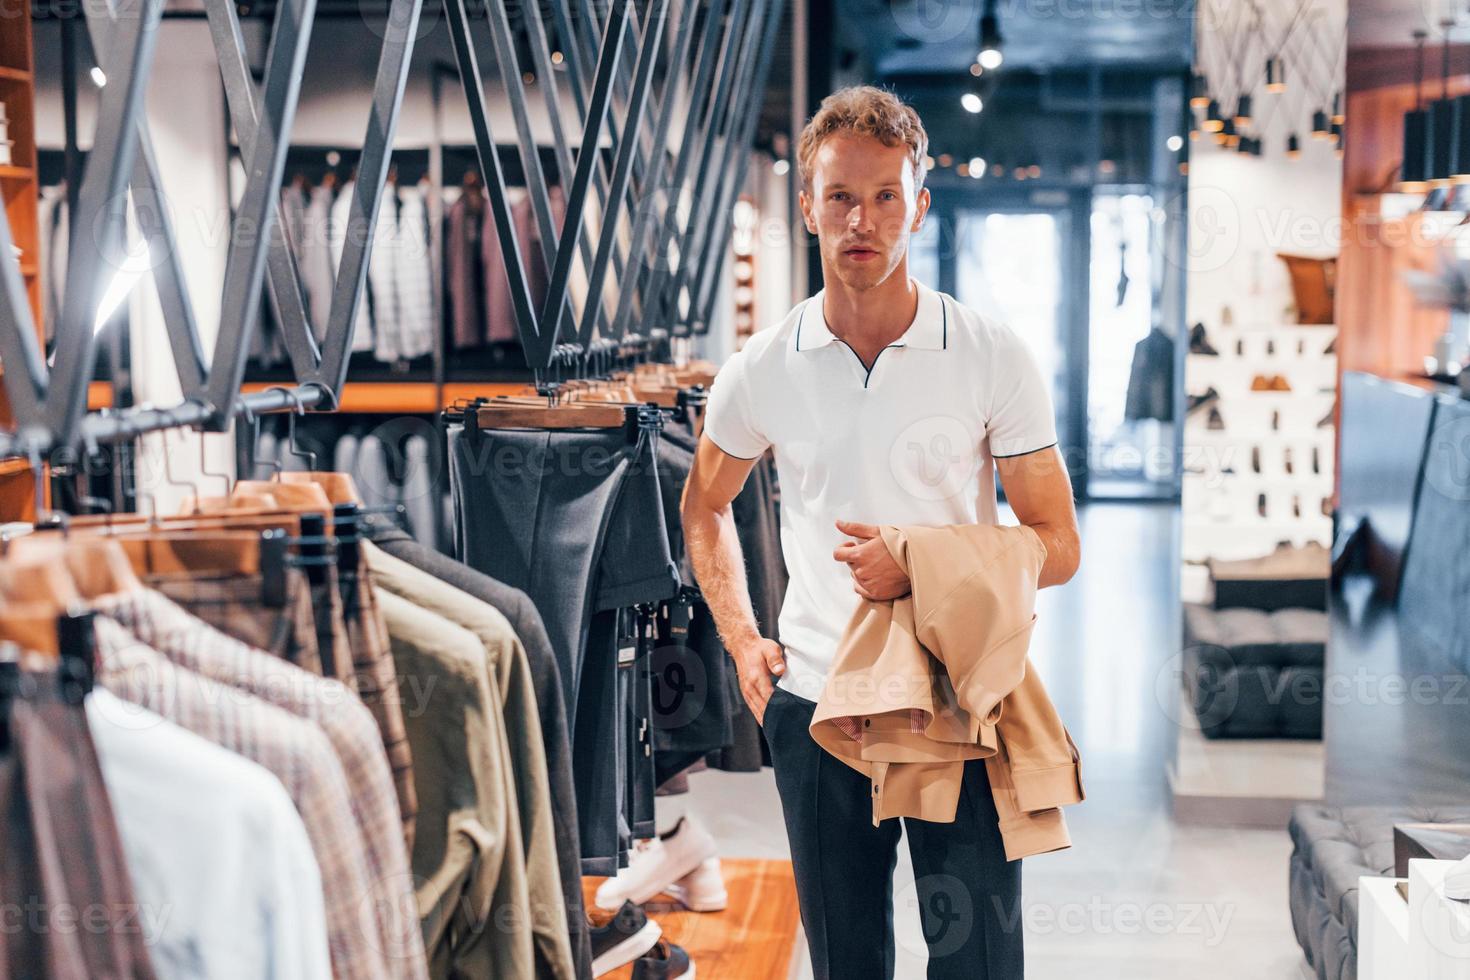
{"left": 0, "top": 66, "right": 29, "bottom": 82}
{"left": 0, "top": 165, "right": 32, "bottom": 182}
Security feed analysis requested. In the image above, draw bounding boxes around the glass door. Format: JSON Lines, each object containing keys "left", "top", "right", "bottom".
{"left": 914, "top": 187, "right": 1089, "bottom": 494}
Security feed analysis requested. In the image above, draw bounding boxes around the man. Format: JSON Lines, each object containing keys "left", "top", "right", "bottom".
{"left": 680, "top": 86, "right": 1081, "bottom": 979}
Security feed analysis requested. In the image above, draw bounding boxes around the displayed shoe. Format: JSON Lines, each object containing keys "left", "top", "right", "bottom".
{"left": 1250, "top": 374, "right": 1272, "bottom": 391}
{"left": 1251, "top": 445, "right": 1261, "bottom": 474}
{"left": 1236, "top": 338, "right": 1245, "bottom": 356}
{"left": 595, "top": 817, "right": 719, "bottom": 911}
{"left": 1266, "top": 338, "right": 1276, "bottom": 356}
{"left": 1270, "top": 374, "right": 1292, "bottom": 391}
{"left": 591, "top": 901, "right": 663, "bottom": 977}
{"left": 1325, "top": 335, "right": 1336, "bottom": 355}
{"left": 632, "top": 939, "right": 695, "bottom": 980}
{"left": 665, "top": 858, "right": 729, "bottom": 913}
{"left": 1189, "top": 322, "right": 1219, "bottom": 356}
{"left": 1207, "top": 406, "right": 1225, "bottom": 431}
{"left": 1187, "top": 387, "right": 1221, "bottom": 414}
{"left": 1271, "top": 409, "right": 1281, "bottom": 431}
{"left": 1318, "top": 403, "right": 1336, "bottom": 428}
{"left": 1283, "top": 447, "right": 1294, "bottom": 475}
{"left": 1257, "top": 492, "right": 1267, "bottom": 518}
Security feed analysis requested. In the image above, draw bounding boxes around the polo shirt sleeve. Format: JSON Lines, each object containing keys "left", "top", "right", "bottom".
{"left": 987, "top": 327, "right": 1058, "bottom": 459}
{"left": 703, "top": 349, "right": 771, "bottom": 460}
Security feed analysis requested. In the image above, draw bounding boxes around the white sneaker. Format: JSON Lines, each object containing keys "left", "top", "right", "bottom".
{"left": 665, "top": 857, "right": 728, "bottom": 912}
{"left": 595, "top": 817, "right": 719, "bottom": 910}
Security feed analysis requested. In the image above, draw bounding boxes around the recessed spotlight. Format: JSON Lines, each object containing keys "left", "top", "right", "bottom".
{"left": 772, "top": 159, "right": 790, "bottom": 176}
{"left": 960, "top": 92, "right": 983, "bottom": 114}
{"left": 969, "top": 63, "right": 983, "bottom": 77}
{"left": 1166, "top": 135, "right": 1183, "bottom": 152}
{"left": 90, "top": 66, "right": 106, "bottom": 87}
{"left": 969, "top": 156, "right": 986, "bottom": 175}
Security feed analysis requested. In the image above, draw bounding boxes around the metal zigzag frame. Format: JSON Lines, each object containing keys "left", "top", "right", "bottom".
{"left": 0, "top": 0, "right": 788, "bottom": 460}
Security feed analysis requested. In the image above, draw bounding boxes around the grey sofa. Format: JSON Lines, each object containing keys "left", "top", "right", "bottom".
{"left": 1289, "top": 804, "right": 1470, "bottom": 980}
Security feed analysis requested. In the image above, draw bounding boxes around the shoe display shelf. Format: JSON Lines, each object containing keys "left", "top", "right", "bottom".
{"left": 1182, "top": 321, "right": 1337, "bottom": 573}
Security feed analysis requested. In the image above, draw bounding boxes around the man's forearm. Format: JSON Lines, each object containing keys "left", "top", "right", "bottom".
{"left": 684, "top": 502, "right": 764, "bottom": 650}
{"left": 1026, "top": 519, "right": 1081, "bottom": 589}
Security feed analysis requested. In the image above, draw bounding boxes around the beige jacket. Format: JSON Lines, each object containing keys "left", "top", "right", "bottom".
{"left": 810, "top": 523, "right": 1085, "bottom": 861}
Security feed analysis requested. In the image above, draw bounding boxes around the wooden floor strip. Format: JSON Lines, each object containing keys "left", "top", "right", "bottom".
{"left": 586, "top": 858, "right": 800, "bottom": 978}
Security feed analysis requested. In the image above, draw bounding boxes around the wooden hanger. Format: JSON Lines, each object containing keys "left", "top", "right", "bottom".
{"left": 279, "top": 471, "right": 362, "bottom": 506}
{"left": 8, "top": 536, "right": 141, "bottom": 600}
{"left": 232, "top": 479, "right": 333, "bottom": 513}
{"left": 471, "top": 397, "right": 632, "bottom": 430}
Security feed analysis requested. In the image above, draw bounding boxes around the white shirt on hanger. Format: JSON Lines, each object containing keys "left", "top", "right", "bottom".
{"left": 86, "top": 687, "right": 332, "bottom": 980}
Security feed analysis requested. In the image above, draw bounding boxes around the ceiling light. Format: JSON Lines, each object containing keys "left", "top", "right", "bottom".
{"left": 969, "top": 63, "right": 983, "bottom": 78}
{"left": 90, "top": 66, "right": 106, "bottom": 87}
{"left": 1286, "top": 133, "right": 1301, "bottom": 160}
{"left": 551, "top": 51, "right": 564, "bottom": 65}
{"left": 1331, "top": 92, "right": 1344, "bottom": 125}
{"left": 1265, "top": 57, "right": 1285, "bottom": 93}
{"left": 1311, "top": 109, "right": 1331, "bottom": 139}
{"left": 772, "top": 159, "right": 790, "bottom": 176}
{"left": 937, "top": 153, "right": 953, "bottom": 168}
{"left": 968, "top": 156, "right": 985, "bottom": 176}
{"left": 1234, "top": 94, "right": 1252, "bottom": 127}
{"left": 1190, "top": 72, "right": 1209, "bottom": 109}
{"left": 978, "top": 3, "right": 1003, "bottom": 70}
{"left": 1202, "top": 99, "right": 1224, "bottom": 133}
{"left": 1166, "top": 135, "right": 1183, "bottom": 152}
{"left": 961, "top": 92, "right": 983, "bottom": 114}
{"left": 1400, "top": 31, "right": 1430, "bottom": 193}
{"left": 1428, "top": 30, "right": 1455, "bottom": 187}
{"left": 957, "top": 163, "right": 970, "bottom": 177}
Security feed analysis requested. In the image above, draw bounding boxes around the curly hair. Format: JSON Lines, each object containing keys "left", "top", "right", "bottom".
{"left": 797, "top": 85, "right": 929, "bottom": 190}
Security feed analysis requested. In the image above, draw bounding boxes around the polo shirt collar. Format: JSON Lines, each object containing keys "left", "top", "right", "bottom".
{"left": 794, "top": 282, "right": 948, "bottom": 353}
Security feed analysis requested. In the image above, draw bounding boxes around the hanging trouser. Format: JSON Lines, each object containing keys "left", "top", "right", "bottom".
{"left": 448, "top": 421, "right": 678, "bottom": 873}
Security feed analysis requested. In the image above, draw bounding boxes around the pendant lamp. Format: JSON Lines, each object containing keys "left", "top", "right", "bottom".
{"left": 1428, "top": 30, "right": 1457, "bottom": 187}
{"left": 1190, "top": 72, "right": 1209, "bottom": 109}
{"left": 1401, "top": 32, "right": 1430, "bottom": 193}
{"left": 1265, "top": 57, "right": 1286, "bottom": 93}
{"left": 1203, "top": 99, "right": 1224, "bottom": 133}
{"left": 1235, "top": 94, "right": 1253, "bottom": 127}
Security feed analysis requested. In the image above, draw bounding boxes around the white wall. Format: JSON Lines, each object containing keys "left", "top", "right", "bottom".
{"left": 125, "top": 23, "right": 237, "bottom": 515}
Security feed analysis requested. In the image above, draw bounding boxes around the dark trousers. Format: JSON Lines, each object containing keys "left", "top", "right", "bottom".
{"left": 763, "top": 687, "right": 1024, "bottom": 980}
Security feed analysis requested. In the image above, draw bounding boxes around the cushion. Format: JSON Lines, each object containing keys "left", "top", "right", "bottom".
{"left": 1183, "top": 604, "right": 1327, "bottom": 738}
{"left": 1209, "top": 543, "right": 1329, "bottom": 611}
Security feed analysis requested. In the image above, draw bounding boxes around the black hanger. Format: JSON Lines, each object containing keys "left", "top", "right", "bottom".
{"left": 56, "top": 609, "right": 95, "bottom": 705}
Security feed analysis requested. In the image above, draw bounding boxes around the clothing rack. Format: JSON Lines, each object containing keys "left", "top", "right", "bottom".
{"left": 0, "top": 0, "right": 786, "bottom": 464}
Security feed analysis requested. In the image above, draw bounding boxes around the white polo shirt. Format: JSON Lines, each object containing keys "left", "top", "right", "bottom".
{"left": 703, "top": 281, "right": 1058, "bottom": 701}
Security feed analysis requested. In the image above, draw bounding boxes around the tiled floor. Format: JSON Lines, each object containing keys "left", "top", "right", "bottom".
{"left": 689, "top": 502, "right": 1312, "bottom": 979}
